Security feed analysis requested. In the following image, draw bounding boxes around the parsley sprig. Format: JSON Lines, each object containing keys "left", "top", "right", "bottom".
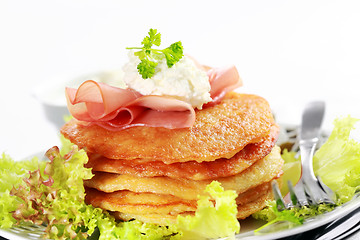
{"left": 126, "top": 28, "right": 184, "bottom": 79}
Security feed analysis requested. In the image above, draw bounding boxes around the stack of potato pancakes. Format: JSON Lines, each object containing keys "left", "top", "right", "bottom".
{"left": 61, "top": 92, "right": 283, "bottom": 225}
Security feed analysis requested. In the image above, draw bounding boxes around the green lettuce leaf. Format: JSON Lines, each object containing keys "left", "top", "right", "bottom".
{"left": 176, "top": 181, "right": 240, "bottom": 240}
{"left": 314, "top": 115, "right": 360, "bottom": 203}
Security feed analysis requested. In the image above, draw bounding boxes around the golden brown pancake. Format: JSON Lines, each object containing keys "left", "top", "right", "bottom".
{"left": 235, "top": 181, "right": 271, "bottom": 205}
{"left": 85, "top": 124, "right": 279, "bottom": 180}
{"left": 85, "top": 188, "right": 197, "bottom": 215}
{"left": 61, "top": 92, "right": 274, "bottom": 163}
{"left": 236, "top": 185, "right": 273, "bottom": 220}
{"left": 84, "top": 146, "right": 283, "bottom": 200}
{"left": 87, "top": 182, "right": 273, "bottom": 225}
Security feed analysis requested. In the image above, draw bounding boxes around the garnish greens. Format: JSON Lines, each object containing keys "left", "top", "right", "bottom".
{"left": 126, "top": 28, "right": 184, "bottom": 79}
{"left": 0, "top": 136, "right": 239, "bottom": 239}
{"left": 253, "top": 116, "right": 360, "bottom": 232}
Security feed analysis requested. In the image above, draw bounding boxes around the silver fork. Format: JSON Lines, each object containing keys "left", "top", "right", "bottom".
{"left": 273, "top": 101, "right": 336, "bottom": 211}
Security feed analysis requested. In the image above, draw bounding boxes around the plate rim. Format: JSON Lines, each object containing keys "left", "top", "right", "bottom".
{"left": 234, "top": 193, "right": 360, "bottom": 239}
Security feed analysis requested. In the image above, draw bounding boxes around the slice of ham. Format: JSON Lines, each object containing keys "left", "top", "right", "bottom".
{"left": 66, "top": 65, "right": 242, "bottom": 130}
{"left": 66, "top": 81, "right": 141, "bottom": 122}
{"left": 96, "top": 95, "right": 196, "bottom": 130}
{"left": 66, "top": 80, "right": 195, "bottom": 130}
{"left": 187, "top": 55, "right": 242, "bottom": 107}
{"left": 204, "top": 65, "right": 242, "bottom": 107}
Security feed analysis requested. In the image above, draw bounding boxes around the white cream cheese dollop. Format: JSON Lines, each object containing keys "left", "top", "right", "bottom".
{"left": 122, "top": 51, "right": 212, "bottom": 109}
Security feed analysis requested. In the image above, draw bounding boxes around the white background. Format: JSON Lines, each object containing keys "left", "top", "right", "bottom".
{"left": 1, "top": 0, "right": 360, "bottom": 159}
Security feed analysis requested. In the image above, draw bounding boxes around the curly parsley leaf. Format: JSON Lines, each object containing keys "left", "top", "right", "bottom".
{"left": 137, "top": 59, "right": 158, "bottom": 79}
{"left": 141, "top": 28, "right": 161, "bottom": 49}
{"left": 163, "top": 41, "right": 183, "bottom": 68}
{"left": 127, "top": 28, "right": 184, "bottom": 79}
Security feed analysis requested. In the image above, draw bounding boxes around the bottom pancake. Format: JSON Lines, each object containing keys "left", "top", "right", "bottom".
{"left": 236, "top": 184, "right": 273, "bottom": 220}
{"left": 85, "top": 187, "right": 197, "bottom": 216}
{"left": 85, "top": 181, "right": 274, "bottom": 225}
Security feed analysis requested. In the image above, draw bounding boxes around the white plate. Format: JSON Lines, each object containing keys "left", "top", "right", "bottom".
{"left": 1, "top": 125, "right": 359, "bottom": 240}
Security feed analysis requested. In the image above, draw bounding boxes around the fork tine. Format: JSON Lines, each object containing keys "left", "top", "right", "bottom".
{"left": 301, "top": 176, "right": 336, "bottom": 206}
{"left": 292, "top": 179, "right": 311, "bottom": 207}
{"left": 275, "top": 102, "right": 336, "bottom": 211}
{"left": 274, "top": 177, "right": 334, "bottom": 211}
{"left": 286, "top": 180, "right": 298, "bottom": 207}
{"left": 271, "top": 180, "right": 286, "bottom": 211}
{"left": 317, "top": 175, "right": 336, "bottom": 204}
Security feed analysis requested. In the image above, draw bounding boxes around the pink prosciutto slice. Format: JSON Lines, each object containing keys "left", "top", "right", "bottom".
{"left": 65, "top": 65, "right": 242, "bottom": 130}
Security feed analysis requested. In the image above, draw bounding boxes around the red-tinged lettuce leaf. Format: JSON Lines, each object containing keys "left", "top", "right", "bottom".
{"left": 4, "top": 145, "right": 180, "bottom": 240}
{"left": 10, "top": 146, "right": 94, "bottom": 239}
{"left": 0, "top": 153, "right": 45, "bottom": 228}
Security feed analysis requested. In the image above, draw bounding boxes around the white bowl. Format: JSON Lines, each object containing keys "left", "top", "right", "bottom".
{"left": 33, "top": 69, "right": 126, "bottom": 129}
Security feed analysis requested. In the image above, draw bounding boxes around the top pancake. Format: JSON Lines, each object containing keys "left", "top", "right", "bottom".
{"left": 61, "top": 92, "right": 274, "bottom": 163}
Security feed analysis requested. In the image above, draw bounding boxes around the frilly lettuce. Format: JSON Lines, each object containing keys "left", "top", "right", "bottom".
{"left": 0, "top": 146, "right": 180, "bottom": 239}
{"left": 0, "top": 140, "right": 240, "bottom": 239}
{"left": 8, "top": 146, "right": 95, "bottom": 239}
